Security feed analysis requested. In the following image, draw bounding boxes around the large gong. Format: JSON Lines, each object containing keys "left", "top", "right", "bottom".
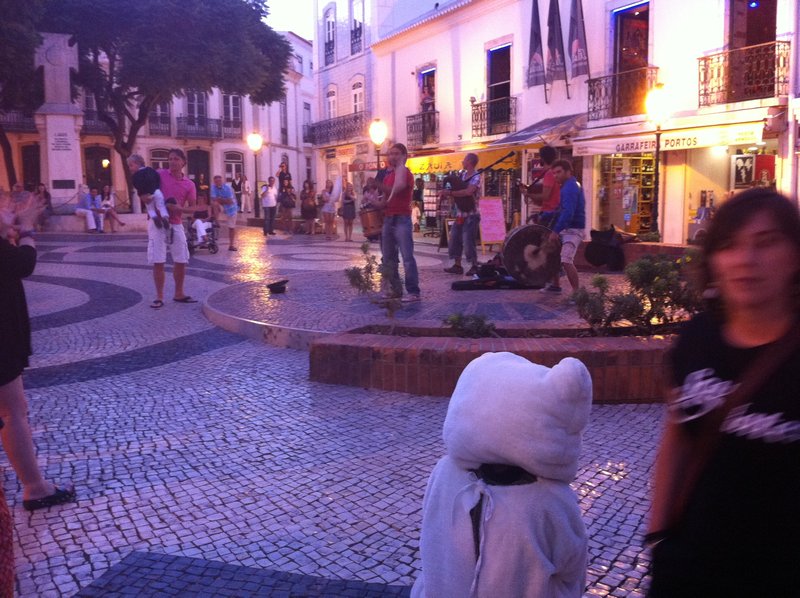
{"left": 501, "top": 224, "right": 562, "bottom": 288}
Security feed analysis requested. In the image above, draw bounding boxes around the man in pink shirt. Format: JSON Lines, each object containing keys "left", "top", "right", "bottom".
{"left": 146, "top": 148, "right": 197, "bottom": 308}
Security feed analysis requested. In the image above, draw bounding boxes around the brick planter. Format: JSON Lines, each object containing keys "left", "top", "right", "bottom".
{"left": 309, "top": 331, "right": 672, "bottom": 403}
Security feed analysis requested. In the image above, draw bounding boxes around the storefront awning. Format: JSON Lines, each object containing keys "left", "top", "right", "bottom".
{"left": 573, "top": 121, "right": 764, "bottom": 156}
{"left": 406, "top": 147, "right": 520, "bottom": 174}
{"left": 490, "top": 113, "right": 585, "bottom": 146}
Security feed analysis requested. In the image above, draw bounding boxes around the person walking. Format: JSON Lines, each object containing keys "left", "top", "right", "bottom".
{"left": 374, "top": 143, "right": 421, "bottom": 302}
{"left": 0, "top": 192, "right": 77, "bottom": 514}
{"left": 261, "top": 177, "right": 278, "bottom": 236}
{"left": 543, "top": 160, "right": 585, "bottom": 294}
{"left": 647, "top": 188, "right": 800, "bottom": 597}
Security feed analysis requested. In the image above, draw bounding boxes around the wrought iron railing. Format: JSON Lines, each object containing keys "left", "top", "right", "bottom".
{"left": 351, "top": 26, "right": 363, "bottom": 55}
{"left": 176, "top": 116, "right": 222, "bottom": 139}
{"left": 0, "top": 110, "right": 37, "bottom": 133}
{"left": 308, "top": 111, "right": 369, "bottom": 146}
{"left": 324, "top": 40, "right": 335, "bottom": 66}
{"left": 406, "top": 111, "right": 439, "bottom": 148}
{"left": 222, "top": 119, "right": 242, "bottom": 139}
{"left": 81, "top": 110, "right": 114, "bottom": 135}
{"left": 471, "top": 97, "right": 517, "bottom": 137}
{"left": 148, "top": 114, "right": 171, "bottom": 136}
{"left": 698, "top": 41, "right": 790, "bottom": 107}
{"left": 302, "top": 125, "right": 312, "bottom": 143}
{"left": 587, "top": 66, "right": 659, "bottom": 121}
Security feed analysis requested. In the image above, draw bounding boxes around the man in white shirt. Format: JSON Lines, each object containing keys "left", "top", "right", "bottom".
{"left": 261, "top": 176, "right": 278, "bottom": 236}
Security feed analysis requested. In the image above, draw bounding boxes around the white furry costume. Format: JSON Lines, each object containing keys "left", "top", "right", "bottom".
{"left": 411, "top": 352, "right": 592, "bottom": 598}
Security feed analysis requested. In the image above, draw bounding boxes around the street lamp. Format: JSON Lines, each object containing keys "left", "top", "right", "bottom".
{"left": 368, "top": 118, "right": 388, "bottom": 176}
{"left": 645, "top": 83, "right": 669, "bottom": 235}
{"left": 246, "top": 131, "right": 264, "bottom": 218}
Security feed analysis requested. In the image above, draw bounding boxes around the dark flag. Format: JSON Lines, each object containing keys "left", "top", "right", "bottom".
{"left": 546, "top": 0, "right": 567, "bottom": 85}
{"left": 526, "top": 0, "right": 545, "bottom": 87}
{"left": 568, "top": 0, "right": 590, "bottom": 77}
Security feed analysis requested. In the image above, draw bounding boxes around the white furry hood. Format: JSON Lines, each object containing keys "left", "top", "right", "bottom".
{"left": 442, "top": 352, "right": 592, "bottom": 483}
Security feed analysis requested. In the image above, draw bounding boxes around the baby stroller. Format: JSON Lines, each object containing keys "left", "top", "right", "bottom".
{"left": 186, "top": 217, "right": 219, "bottom": 255}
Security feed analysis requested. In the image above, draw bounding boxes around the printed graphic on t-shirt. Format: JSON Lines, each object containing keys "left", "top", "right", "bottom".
{"left": 670, "top": 368, "right": 736, "bottom": 422}
{"left": 722, "top": 404, "right": 800, "bottom": 443}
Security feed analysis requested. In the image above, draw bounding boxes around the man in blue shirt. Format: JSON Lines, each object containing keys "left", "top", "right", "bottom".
{"left": 544, "top": 159, "right": 585, "bottom": 293}
{"left": 75, "top": 187, "right": 104, "bottom": 232}
{"left": 210, "top": 175, "right": 238, "bottom": 251}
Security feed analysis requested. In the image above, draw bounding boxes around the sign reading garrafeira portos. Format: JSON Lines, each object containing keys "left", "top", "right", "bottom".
{"left": 574, "top": 122, "right": 763, "bottom": 156}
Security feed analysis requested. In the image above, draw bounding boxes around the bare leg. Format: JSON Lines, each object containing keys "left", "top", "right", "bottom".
{"left": 173, "top": 263, "right": 186, "bottom": 299}
{"left": 0, "top": 377, "right": 54, "bottom": 500}
{"left": 564, "top": 263, "right": 580, "bottom": 292}
{"left": 153, "top": 263, "right": 166, "bottom": 301}
{"left": 229, "top": 227, "right": 237, "bottom": 248}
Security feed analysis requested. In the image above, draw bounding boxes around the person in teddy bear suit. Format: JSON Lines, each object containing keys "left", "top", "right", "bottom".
{"left": 412, "top": 352, "right": 592, "bottom": 598}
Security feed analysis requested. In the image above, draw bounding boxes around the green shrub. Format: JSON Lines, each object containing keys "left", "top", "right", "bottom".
{"left": 443, "top": 313, "right": 498, "bottom": 338}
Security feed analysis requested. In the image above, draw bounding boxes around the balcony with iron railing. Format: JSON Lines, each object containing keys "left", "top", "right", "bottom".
{"left": 471, "top": 97, "right": 517, "bottom": 137}
{"left": 0, "top": 110, "right": 37, "bottom": 133}
{"left": 148, "top": 114, "right": 171, "bottom": 136}
{"left": 587, "top": 66, "right": 659, "bottom": 121}
{"left": 351, "top": 26, "right": 363, "bottom": 55}
{"left": 324, "top": 40, "right": 335, "bottom": 66}
{"left": 176, "top": 116, "right": 222, "bottom": 139}
{"left": 81, "top": 110, "right": 114, "bottom": 135}
{"left": 308, "top": 111, "right": 369, "bottom": 146}
{"left": 222, "top": 119, "right": 243, "bottom": 139}
{"left": 698, "top": 41, "right": 790, "bottom": 107}
{"left": 406, "top": 111, "right": 439, "bottom": 149}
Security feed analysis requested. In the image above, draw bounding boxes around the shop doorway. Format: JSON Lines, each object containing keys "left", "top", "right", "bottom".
{"left": 84, "top": 146, "right": 112, "bottom": 191}
{"left": 21, "top": 144, "right": 41, "bottom": 190}
{"left": 188, "top": 149, "right": 210, "bottom": 185}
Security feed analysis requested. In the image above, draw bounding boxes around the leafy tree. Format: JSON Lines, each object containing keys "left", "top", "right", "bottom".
{"left": 43, "top": 0, "right": 292, "bottom": 200}
{"left": 0, "top": 0, "right": 45, "bottom": 187}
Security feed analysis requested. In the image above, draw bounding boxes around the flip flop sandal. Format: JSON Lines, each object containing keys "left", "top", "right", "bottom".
{"left": 173, "top": 296, "right": 198, "bottom": 303}
{"left": 23, "top": 486, "right": 76, "bottom": 512}
{"left": 150, "top": 299, "right": 165, "bottom": 309}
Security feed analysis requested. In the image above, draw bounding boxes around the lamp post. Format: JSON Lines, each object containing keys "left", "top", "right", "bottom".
{"left": 246, "top": 131, "right": 264, "bottom": 218}
{"left": 645, "top": 83, "right": 668, "bottom": 236}
{"left": 368, "top": 118, "right": 388, "bottom": 178}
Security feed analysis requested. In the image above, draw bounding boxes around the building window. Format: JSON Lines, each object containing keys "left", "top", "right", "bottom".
{"left": 324, "top": 8, "right": 336, "bottom": 66}
{"left": 351, "top": 0, "right": 363, "bottom": 54}
{"left": 224, "top": 151, "right": 244, "bottom": 182}
{"left": 352, "top": 81, "right": 364, "bottom": 113}
{"left": 306, "top": 156, "right": 312, "bottom": 182}
{"left": 84, "top": 92, "right": 97, "bottom": 113}
{"left": 150, "top": 149, "right": 170, "bottom": 170}
{"left": 326, "top": 89, "right": 337, "bottom": 120}
{"left": 295, "top": 54, "right": 304, "bottom": 73}
{"left": 280, "top": 96, "right": 289, "bottom": 145}
{"left": 186, "top": 91, "right": 207, "bottom": 125}
{"left": 222, "top": 94, "right": 241, "bottom": 125}
{"left": 419, "top": 68, "right": 436, "bottom": 113}
{"left": 303, "top": 102, "right": 312, "bottom": 143}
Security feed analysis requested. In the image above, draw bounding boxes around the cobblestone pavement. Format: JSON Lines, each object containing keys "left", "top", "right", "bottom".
{"left": 8, "top": 228, "right": 660, "bottom": 596}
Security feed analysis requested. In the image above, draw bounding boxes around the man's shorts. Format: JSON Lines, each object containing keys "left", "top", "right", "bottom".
{"left": 147, "top": 220, "right": 189, "bottom": 264}
{"left": 559, "top": 228, "right": 583, "bottom": 265}
{"left": 218, "top": 211, "right": 237, "bottom": 229}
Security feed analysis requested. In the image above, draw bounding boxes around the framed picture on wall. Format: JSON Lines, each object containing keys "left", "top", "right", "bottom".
{"left": 732, "top": 154, "right": 755, "bottom": 189}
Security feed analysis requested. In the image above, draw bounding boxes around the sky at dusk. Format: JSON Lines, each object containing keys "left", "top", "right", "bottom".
{"left": 267, "top": 0, "right": 315, "bottom": 41}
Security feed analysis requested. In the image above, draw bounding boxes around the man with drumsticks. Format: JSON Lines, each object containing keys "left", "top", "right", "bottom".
{"left": 441, "top": 152, "right": 481, "bottom": 276}
{"left": 544, "top": 159, "right": 586, "bottom": 294}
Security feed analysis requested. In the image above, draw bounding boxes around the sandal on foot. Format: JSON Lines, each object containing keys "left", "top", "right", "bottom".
{"left": 150, "top": 299, "right": 165, "bottom": 309}
{"left": 23, "top": 486, "right": 76, "bottom": 512}
{"left": 173, "top": 296, "right": 198, "bottom": 303}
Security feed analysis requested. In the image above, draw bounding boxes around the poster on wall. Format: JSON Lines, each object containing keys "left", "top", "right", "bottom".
{"left": 732, "top": 154, "right": 755, "bottom": 189}
{"left": 754, "top": 154, "right": 776, "bottom": 187}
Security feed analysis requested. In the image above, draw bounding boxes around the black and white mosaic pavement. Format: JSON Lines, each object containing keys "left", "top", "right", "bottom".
{"left": 7, "top": 228, "right": 658, "bottom": 596}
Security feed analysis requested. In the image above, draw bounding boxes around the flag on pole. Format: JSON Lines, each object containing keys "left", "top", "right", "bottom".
{"left": 568, "top": 0, "right": 590, "bottom": 77}
{"left": 546, "top": 0, "right": 567, "bottom": 84}
{"left": 527, "top": 0, "right": 546, "bottom": 87}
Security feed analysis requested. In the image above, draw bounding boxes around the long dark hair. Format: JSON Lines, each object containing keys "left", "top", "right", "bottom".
{"left": 700, "top": 187, "right": 800, "bottom": 311}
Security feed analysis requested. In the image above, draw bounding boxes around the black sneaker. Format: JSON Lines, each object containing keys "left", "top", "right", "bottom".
{"left": 444, "top": 264, "right": 464, "bottom": 274}
{"left": 465, "top": 264, "right": 479, "bottom": 276}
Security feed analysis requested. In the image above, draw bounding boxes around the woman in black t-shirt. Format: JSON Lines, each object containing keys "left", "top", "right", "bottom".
{"left": 648, "top": 188, "right": 800, "bottom": 597}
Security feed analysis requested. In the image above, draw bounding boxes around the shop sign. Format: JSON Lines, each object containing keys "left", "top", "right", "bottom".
{"left": 337, "top": 146, "right": 356, "bottom": 157}
{"left": 356, "top": 143, "right": 370, "bottom": 155}
{"left": 574, "top": 123, "right": 763, "bottom": 156}
{"left": 324, "top": 148, "right": 336, "bottom": 159}
{"left": 348, "top": 161, "right": 386, "bottom": 172}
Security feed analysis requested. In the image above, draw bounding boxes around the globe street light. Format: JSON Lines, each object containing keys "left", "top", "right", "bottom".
{"left": 645, "top": 83, "right": 669, "bottom": 236}
{"left": 246, "top": 132, "right": 264, "bottom": 218}
{"left": 368, "top": 118, "right": 388, "bottom": 177}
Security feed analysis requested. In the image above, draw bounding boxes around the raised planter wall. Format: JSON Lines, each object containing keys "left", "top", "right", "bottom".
{"left": 310, "top": 333, "right": 672, "bottom": 403}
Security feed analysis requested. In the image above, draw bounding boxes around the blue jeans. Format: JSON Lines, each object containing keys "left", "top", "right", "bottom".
{"left": 448, "top": 213, "right": 479, "bottom": 265}
{"left": 262, "top": 206, "right": 276, "bottom": 234}
{"left": 381, "top": 215, "right": 420, "bottom": 296}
